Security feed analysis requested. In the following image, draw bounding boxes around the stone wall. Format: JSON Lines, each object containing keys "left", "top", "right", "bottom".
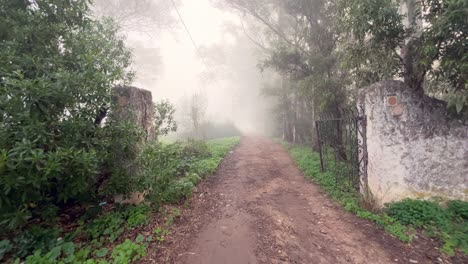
{"left": 359, "top": 81, "right": 467, "bottom": 204}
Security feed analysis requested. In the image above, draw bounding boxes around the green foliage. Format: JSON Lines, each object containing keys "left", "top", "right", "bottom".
{"left": 338, "top": 0, "right": 403, "bottom": 86}
{"left": 339, "top": 0, "right": 468, "bottom": 112}
{"left": 447, "top": 200, "right": 468, "bottom": 220}
{"left": 93, "top": 248, "right": 109, "bottom": 258}
{"left": 84, "top": 204, "right": 151, "bottom": 243}
{"left": 154, "top": 100, "right": 177, "bottom": 138}
{"left": 181, "top": 139, "right": 211, "bottom": 160}
{"left": 0, "top": 0, "right": 135, "bottom": 231}
{"left": 287, "top": 142, "right": 413, "bottom": 243}
{"left": 4, "top": 137, "right": 239, "bottom": 262}
{"left": 153, "top": 227, "right": 170, "bottom": 243}
{"left": 126, "top": 205, "right": 151, "bottom": 228}
{"left": 190, "top": 159, "right": 220, "bottom": 177}
{"left": 384, "top": 223, "right": 413, "bottom": 243}
{"left": 18, "top": 240, "right": 76, "bottom": 264}
{"left": 386, "top": 199, "right": 449, "bottom": 228}
{"left": 139, "top": 137, "right": 239, "bottom": 205}
{"left": 0, "top": 239, "right": 12, "bottom": 260}
{"left": 110, "top": 239, "right": 146, "bottom": 263}
{"left": 86, "top": 211, "right": 126, "bottom": 243}
{"left": 286, "top": 141, "right": 468, "bottom": 254}
{"left": 162, "top": 178, "right": 194, "bottom": 204}
{"left": 13, "top": 226, "right": 62, "bottom": 259}
{"left": 206, "top": 137, "right": 239, "bottom": 158}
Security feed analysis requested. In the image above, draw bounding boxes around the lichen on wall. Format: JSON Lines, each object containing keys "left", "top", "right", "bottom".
{"left": 359, "top": 81, "right": 467, "bottom": 204}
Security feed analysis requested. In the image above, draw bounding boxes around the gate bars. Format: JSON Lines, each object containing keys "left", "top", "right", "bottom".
{"left": 315, "top": 106, "right": 368, "bottom": 191}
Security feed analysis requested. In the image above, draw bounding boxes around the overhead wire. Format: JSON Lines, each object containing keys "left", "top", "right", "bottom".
{"left": 169, "top": 0, "right": 210, "bottom": 71}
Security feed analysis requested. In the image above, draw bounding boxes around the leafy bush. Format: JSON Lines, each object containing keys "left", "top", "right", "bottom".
{"left": 0, "top": 0, "right": 135, "bottom": 231}
{"left": 386, "top": 199, "right": 449, "bottom": 228}
{"left": 162, "top": 179, "right": 195, "bottom": 204}
{"left": 180, "top": 139, "right": 211, "bottom": 160}
{"left": 447, "top": 200, "right": 468, "bottom": 221}
{"left": 190, "top": 158, "right": 220, "bottom": 177}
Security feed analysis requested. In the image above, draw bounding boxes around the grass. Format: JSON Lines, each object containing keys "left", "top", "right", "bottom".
{"left": 282, "top": 141, "right": 468, "bottom": 256}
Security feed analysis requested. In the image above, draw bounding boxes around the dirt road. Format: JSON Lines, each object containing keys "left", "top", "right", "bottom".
{"left": 145, "top": 137, "right": 444, "bottom": 264}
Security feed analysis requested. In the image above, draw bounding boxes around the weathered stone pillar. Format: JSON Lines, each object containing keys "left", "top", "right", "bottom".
{"left": 113, "top": 86, "right": 155, "bottom": 141}
{"left": 112, "top": 86, "right": 155, "bottom": 205}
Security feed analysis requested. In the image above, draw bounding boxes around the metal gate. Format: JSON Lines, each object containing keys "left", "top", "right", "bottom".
{"left": 315, "top": 106, "right": 368, "bottom": 191}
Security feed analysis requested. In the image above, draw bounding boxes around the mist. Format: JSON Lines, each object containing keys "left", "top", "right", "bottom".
{"left": 93, "top": 0, "right": 276, "bottom": 138}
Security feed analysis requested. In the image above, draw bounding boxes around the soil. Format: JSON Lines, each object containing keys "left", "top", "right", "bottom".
{"left": 142, "top": 136, "right": 464, "bottom": 264}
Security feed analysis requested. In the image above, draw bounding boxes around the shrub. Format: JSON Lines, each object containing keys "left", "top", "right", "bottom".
{"left": 0, "top": 0, "right": 134, "bottom": 231}
{"left": 180, "top": 139, "right": 211, "bottom": 160}
{"left": 186, "top": 173, "right": 202, "bottom": 185}
{"left": 190, "top": 158, "right": 220, "bottom": 177}
{"left": 162, "top": 179, "right": 194, "bottom": 204}
{"left": 447, "top": 200, "right": 468, "bottom": 221}
{"left": 385, "top": 199, "right": 449, "bottom": 228}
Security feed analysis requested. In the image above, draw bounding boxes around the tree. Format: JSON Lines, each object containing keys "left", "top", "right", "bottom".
{"left": 339, "top": 0, "right": 467, "bottom": 112}
{"left": 0, "top": 0, "right": 134, "bottom": 230}
{"left": 219, "top": 0, "right": 349, "bottom": 143}
{"left": 92, "top": 0, "right": 179, "bottom": 32}
{"left": 179, "top": 92, "right": 208, "bottom": 139}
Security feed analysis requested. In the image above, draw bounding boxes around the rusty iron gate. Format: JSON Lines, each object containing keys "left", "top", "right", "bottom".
{"left": 315, "top": 107, "right": 368, "bottom": 191}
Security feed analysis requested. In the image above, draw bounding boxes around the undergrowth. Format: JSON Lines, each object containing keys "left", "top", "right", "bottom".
{"left": 1, "top": 137, "right": 240, "bottom": 263}
{"left": 283, "top": 142, "right": 468, "bottom": 256}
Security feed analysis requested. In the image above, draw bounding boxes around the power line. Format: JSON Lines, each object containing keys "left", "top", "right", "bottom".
{"left": 169, "top": 0, "right": 208, "bottom": 69}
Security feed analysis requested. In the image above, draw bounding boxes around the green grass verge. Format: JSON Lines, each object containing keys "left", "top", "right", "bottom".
{"left": 282, "top": 141, "right": 468, "bottom": 256}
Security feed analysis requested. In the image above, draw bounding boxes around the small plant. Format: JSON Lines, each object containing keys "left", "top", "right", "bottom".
{"left": 13, "top": 226, "right": 62, "bottom": 259}
{"left": 85, "top": 211, "right": 126, "bottom": 242}
{"left": 153, "top": 227, "right": 170, "bottom": 243}
{"left": 111, "top": 239, "right": 146, "bottom": 263}
{"left": 16, "top": 241, "right": 76, "bottom": 264}
{"left": 384, "top": 223, "right": 413, "bottom": 243}
{"left": 126, "top": 205, "right": 151, "bottom": 228}
{"left": 164, "top": 208, "right": 181, "bottom": 226}
{"left": 0, "top": 239, "right": 12, "bottom": 260}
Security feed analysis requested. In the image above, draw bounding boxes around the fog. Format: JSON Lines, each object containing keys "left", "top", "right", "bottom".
{"left": 93, "top": 0, "right": 276, "bottom": 137}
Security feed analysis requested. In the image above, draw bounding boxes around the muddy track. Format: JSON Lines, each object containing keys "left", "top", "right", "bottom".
{"left": 143, "top": 136, "right": 456, "bottom": 264}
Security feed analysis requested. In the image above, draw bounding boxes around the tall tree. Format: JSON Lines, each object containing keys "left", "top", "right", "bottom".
{"left": 219, "top": 0, "right": 349, "bottom": 143}
{"left": 339, "top": 0, "right": 467, "bottom": 112}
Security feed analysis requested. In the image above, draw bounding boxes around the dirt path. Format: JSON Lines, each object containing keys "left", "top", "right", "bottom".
{"left": 144, "top": 136, "right": 446, "bottom": 264}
